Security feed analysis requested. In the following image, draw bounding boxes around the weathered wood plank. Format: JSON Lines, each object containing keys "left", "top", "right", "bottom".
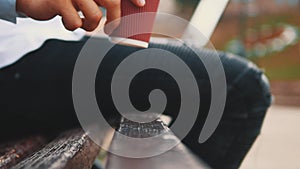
{"left": 11, "top": 129, "right": 100, "bottom": 169}
{"left": 3, "top": 116, "right": 209, "bottom": 169}
{"left": 0, "top": 136, "right": 46, "bottom": 169}
{"left": 106, "top": 118, "right": 210, "bottom": 169}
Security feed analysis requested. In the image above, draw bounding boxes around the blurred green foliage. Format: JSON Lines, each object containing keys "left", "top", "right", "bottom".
{"left": 265, "top": 66, "right": 300, "bottom": 80}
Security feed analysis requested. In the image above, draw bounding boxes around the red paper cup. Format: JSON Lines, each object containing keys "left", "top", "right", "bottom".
{"left": 109, "top": 0, "right": 160, "bottom": 48}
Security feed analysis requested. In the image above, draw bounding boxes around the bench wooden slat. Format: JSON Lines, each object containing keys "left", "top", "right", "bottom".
{"left": 2, "top": 116, "right": 210, "bottom": 169}
{"left": 106, "top": 142, "right": 209, "bottom": 169}
{"left": 105, "top": 117, "right": 210, "bottom": 169}
{"left": 0, "top": 136, "right": 46, "bottom": 169}
{"left": 11, "top": 129, "right": 100, "bottom": 169}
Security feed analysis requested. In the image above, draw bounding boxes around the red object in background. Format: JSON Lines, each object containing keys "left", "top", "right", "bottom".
{"left": 109, "top": 0, "right": 160, "bottom": 48}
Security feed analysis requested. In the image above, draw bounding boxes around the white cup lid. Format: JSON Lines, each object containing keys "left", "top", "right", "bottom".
{"left": 110, "top": 37, "right": 149, "bottom": 48}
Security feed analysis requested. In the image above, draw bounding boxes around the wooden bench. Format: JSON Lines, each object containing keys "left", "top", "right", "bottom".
{"left": 0, "top": 118, "right": 209, "bottom": 169}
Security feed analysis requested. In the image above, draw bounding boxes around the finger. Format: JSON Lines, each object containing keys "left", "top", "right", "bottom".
{"left": 59, "top": 2, "right": 83, "bottom": 31}
{"left": 130, "top": 0, "right": 146, "bottom": 7}
{"left": 103, "top": 18, "right": 120, "bottom": 35}
{"left": 75, "top": 0, "right": 102, "bottom": 31}
{"left": 95, "top": 0, "right": 121, "bottom": 34}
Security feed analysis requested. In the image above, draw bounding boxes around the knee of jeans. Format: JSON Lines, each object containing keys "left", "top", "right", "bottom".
{"left": 228, "top": 57, "right": 272, "bottom": 115}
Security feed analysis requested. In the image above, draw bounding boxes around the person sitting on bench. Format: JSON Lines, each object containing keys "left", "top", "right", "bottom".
{"left": 0, "top": 0, "right": 271, "bottom": 168}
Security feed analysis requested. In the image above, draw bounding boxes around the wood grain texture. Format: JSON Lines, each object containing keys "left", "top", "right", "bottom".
{"left": 0, "top": 136, "right": 46, "bottom": 169}
{"left": 11, "top": 129, "right": 100, "bottom": 169}
{"left": 2, "top": 117, "right": 209, "bottom": 169}
{"left": 106, "top": 118, "right": 210, "bottom": 169}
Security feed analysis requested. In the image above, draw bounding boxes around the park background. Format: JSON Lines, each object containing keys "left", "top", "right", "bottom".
{"left": 157, "top": 0, "right": 300, "bottom": 168}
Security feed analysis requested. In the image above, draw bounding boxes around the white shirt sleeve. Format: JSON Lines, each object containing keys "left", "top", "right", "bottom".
{"left": 0, "top": 0, "right": 19, "bottom": 23}
{"left": 0, "top": 17, "right": 86, "bottom": 69}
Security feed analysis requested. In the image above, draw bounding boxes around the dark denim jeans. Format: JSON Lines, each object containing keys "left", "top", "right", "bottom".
{"left": 0, "top": 37, "right": 271, "bottom": 169}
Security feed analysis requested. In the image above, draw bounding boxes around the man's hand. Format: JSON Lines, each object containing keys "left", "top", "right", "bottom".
{"left": 16, "top": 0, "right": 145, "bottom": 31}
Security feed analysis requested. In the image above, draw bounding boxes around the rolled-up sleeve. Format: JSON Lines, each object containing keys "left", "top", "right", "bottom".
{"left": 0, "top": 0, "right": 18, "bottom": 23}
